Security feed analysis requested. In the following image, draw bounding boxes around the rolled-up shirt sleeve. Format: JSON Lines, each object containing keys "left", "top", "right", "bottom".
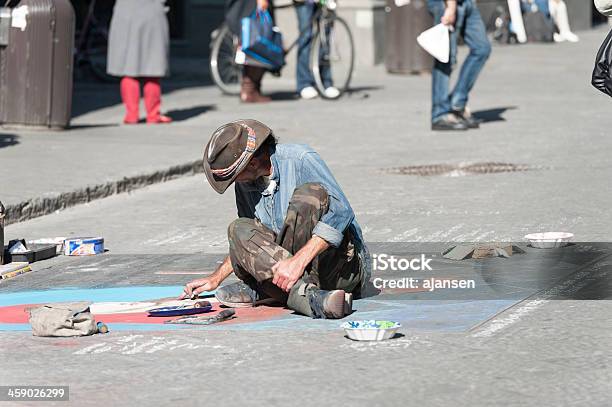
{"left": 298, "top": 152, "right": 355, "bottom": 247}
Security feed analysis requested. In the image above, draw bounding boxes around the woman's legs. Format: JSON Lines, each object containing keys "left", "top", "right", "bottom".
{"left": 143, "top": 78, "right": 172, "bottom": 123}
{"left": 120, "top": 76, "right": 140, "bottom": 124}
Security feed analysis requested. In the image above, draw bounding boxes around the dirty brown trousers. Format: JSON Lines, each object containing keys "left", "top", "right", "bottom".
{"left": 228, "top": 183, "right": 363, "bottom": 317}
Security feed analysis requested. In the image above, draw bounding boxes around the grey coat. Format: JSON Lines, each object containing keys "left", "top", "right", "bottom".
{"left": 107, "top": 0, "right": 170, "bottom": 77}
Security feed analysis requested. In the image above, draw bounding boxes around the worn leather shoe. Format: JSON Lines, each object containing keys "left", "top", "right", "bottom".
{"left": 431, "top": 113, "right": 469, "bottom": 131}
{"left": 215, "top": 281, "right": 277, "bottom": 308}
{"left": 307, "top": 288, "right": 353, "bottom": 319}
{"left": 215, "top": 282, "right": 259, "bottom": 308}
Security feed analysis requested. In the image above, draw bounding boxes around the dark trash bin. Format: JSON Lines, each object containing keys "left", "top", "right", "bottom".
{"left": 385, "top": 0, "right": 433, "bottom": 75}
{"left": 0, "top": 0, "right": 75, "bottom": 129}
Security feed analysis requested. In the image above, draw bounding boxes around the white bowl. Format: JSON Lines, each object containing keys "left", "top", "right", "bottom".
{"left": 341, "top": 320, "right": 401, "bottom": 341}
{"left": 524, "top": 232, "right": 574, "bottom": 249}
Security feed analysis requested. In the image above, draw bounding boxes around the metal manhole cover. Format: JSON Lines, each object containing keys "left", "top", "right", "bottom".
{"left": 383, "top": 162, "right": 535, "bottom": 176}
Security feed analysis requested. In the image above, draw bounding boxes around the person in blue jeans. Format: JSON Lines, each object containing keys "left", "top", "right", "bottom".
{"left": 295, "top": 0, "right": 340, "bottom": 99}
{"left": 428, "top": 0, "right": 491, "bottom": 130}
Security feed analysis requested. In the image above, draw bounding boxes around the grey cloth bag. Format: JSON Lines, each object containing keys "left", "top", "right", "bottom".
{"left": 28, "top": 302, "right": 98, "bottom": 337}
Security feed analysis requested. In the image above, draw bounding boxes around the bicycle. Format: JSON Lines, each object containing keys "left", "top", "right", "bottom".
{"left": 209, "top": 0, "right": 355, "bottom": 99}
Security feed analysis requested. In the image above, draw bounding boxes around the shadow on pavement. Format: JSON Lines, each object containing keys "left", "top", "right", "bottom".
{"left": 0, "top": 133, "right": 19, "bottom": 149}
{"left": 166, "top": 104, "right": 217, "bottom": 121}
{"left": 71, "top": 79, "right": 214, "bottom": 119}
{"left": 344, "top": 85, "right": 384, "bottom": 99}
{"left": 473, "top": 106, "right": 517, "bottom": 123}
{"left": 68, "top": 124, "right": 120, "bottom": 130}
{"left": 71, "top": 83, "right": 121, "bottom": 118}
{"left": 267, "top": 85, "right": 384, "bottom": 102}
{"left": 269, "top": 91, "right": 299, "bottom": 101}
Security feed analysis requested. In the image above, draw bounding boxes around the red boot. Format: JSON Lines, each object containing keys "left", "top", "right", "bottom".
{"left": 144, "top": 78, "right": 172, "bottom": 124}
{"left": 120, "top": 77, "right": 140, "bottom": 124}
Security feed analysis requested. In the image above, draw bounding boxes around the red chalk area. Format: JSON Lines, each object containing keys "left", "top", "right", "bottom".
{"left": 0, "top": 305, "right": 35, "bottom": 323}
{"left": 0, "top": 304, "right": 291, "bottom": 325}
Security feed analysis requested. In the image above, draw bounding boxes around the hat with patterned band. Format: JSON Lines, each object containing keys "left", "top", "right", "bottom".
{"left": 203, "top": 119, "right": 273, "bottom": 194}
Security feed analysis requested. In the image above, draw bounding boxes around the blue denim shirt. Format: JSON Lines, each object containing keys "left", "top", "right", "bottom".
{"left": 234, "top": 144, "right": 369, "bottom": 281}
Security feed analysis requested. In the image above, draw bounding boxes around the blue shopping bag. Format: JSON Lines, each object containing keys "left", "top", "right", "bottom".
{"left": 241, "top": 10, "right": 285, "bottom": 70}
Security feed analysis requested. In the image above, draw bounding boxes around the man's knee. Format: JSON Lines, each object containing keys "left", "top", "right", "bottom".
{"left": 228, "top": 218, "right": 257, "bottom": 246}
{"left": 291, "top": 183, "right": 329, "bottom": 213}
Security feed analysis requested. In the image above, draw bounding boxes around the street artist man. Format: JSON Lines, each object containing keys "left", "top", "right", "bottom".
{"left": 179, "top": 119, "right": 369, "bottom": 319}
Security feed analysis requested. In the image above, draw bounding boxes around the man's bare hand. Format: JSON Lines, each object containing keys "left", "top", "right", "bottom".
{"left": 272, "top": 257, "right": 305, "bottom": 292}
{"left": 441, "top": 6, "right": 457, "bottom": 26}
{"left": 178, "top": 277, "right": 219, "bottom": 300}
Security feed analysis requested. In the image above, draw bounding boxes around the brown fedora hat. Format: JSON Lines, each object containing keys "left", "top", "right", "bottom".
{"left": 203, "top": 119, "right": 273, "bottom": 194}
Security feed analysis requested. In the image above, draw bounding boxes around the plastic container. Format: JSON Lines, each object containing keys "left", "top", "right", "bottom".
{"left": 524, "top": 232, "right": 574, "bottom": 249}
{"left": 64, "top": 237, "right": 104, "bottom": 256}
{"left": 341, "top": 320, "right": 401, "bottom": 341}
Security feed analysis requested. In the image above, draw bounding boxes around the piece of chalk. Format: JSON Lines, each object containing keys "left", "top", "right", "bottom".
{"left": 194, "top": 301, "right": 211, "bottom": 308}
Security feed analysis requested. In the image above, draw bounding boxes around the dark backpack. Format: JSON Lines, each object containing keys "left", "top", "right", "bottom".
{"left": 523, "top": 10, "right": 554, "bottom": 42}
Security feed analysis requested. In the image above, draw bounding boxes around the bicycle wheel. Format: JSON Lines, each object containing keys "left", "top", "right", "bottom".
{"left": 310, "top": 15, "right": 354, "bottom": 99}
{"left": 210, "top": 24, "right": 242, "bottom": 96}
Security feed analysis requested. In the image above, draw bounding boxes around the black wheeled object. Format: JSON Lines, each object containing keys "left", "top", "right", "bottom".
{"left": 209, "top": 24, "right": 242, "bottom": 96}
{"left": 310, "top": 11, "right": 354, "bottom": 99}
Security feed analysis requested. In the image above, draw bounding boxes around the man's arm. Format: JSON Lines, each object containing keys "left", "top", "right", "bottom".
{"left": 442, "top": 0, "right": 457, "bottom": 26}
{"left": 178, "top": 255, "right": 234, "bottom": 299}
{"left": 298, "top": 152, "right": 355, "bottom": 248}
{"left": 272, "top": 235, "right": 330, "bottom": 292}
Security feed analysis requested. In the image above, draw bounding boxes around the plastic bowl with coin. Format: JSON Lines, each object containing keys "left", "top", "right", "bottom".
{"left": 341, "top": 320, "right": 401, "bottom": 341}
{"left": 524, "top": 232, "right": 574, "bottom": 249}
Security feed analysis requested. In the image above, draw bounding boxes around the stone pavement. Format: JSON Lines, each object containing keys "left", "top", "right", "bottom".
{"left": 1, "top": 26, "right": 612, "bottom": 407}
{"left": 0, "top": 242, "right": 610, "bottom": 406}
{"left": 2, "top": 26, "right": 612, "bottom": 228}
{"left": 0, "top": 297, "right": 610, "bottom": 407}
